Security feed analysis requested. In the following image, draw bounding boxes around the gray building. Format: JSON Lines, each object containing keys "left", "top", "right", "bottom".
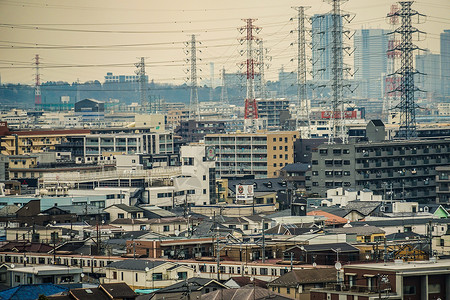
{"left": 307, "top": 121, "right": 450, "bottom": 203}
{"left": 354, "top": 29, "right": 388, "bottom": 99}
{"left": 311, "top": 14, "right": 343, "bottom": 82}
{"left": 436, "top": 165, "right": 450, "bottom": 204}
{"left": 415, "top": 50, "right": 441, "bottom": 98}
{"left": 256, "top": 98, "right": 289, "bottom": 130}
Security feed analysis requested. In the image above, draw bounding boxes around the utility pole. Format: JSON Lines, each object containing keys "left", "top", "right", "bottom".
{"left": 292, "top": 6, "right": 311, "bottom": 137}
{"left": 261, "top": 221, "right": 266, "bottom": 263}
{"left": 239, "top": 19, "right": 261, "bottom": 132}
{"left": 185, "top": 35, "right": 201, "bottom": 121}
{"left": 387, "top": 1, "right": 425, "bottom": 139}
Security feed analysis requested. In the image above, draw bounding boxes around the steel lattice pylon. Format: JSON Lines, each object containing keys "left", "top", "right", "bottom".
{"left": 239, "top": 19, "right": 261, "bottom": 132}
{"left": 387, "top": 1, "right": 425, "bottom": 139}
{"left": 135, "top": 57, "right": 148, "bottom": 110}
{"left": 185, "top": 34, "right": 200, "bottom": 121}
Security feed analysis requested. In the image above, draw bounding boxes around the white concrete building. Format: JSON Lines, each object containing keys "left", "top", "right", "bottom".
{"left": 324, "top": 187, "right": 383, "bottom": 207}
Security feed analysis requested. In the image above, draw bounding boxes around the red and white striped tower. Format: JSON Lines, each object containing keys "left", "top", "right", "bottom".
{"left": 34, "top": 54, "right": 42, "bottom": 108}
{"left": 239, "top": 19, "right": 261, "bottom": 132}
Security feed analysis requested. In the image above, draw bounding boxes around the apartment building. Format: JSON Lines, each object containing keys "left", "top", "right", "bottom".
{"left": 205, "top": 131, "right": 299, "bottom": 179}
{"left": 308, "top": 137, "right": 450, "bottom": 203}
{"left": 256, "top": 98, "right": 289, "bottom": 129}
{"left": 84, "top": 132, "right": 174, "bottom": 157}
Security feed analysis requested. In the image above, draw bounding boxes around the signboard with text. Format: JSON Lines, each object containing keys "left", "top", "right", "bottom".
{"left": 236, "top": 185, "right": 254, "bottom": 202}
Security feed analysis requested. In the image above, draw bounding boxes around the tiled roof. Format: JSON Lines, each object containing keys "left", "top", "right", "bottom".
{"left": 106, "top": 259, "right": 166, "bottom": 271}
{"left": 307, "top": 210, "right": 348, "bottom": 225}
{"left": 0, "top": 284, "right": 68, "bottom": 300}
{"left": 268, "top": 268, "right": 336, "bottom": 287}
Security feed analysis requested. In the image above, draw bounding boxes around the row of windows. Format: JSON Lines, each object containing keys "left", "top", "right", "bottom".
{"left": 273, "top": 146, "right": 290, "bottom": 151}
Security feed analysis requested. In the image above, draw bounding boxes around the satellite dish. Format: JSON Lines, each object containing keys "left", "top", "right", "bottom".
{"left": 334, "top": 262, "right": 342, "bottom": 270}
{"left": 10, "top": 264, "right": 15, "bottom": 269}
{"left": 312, "top": 262, "right": 317, "bottom": 267}
{"left": 81, "top": 273, "right": 85, "bottom": 278}
{"left": 145, "top": 267, "right": 150, "bottom": 272}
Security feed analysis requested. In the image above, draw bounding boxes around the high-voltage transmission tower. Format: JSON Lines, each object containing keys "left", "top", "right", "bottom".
{"left": 209, "top": 62, "right": 215, "bottom": 102}
{"left": 327, "top": 0, "right": 353, "bottom": 144}
{"left": 34, "top": 54, "right": 42, "bottom": 108}
{"left": 185, "top": 35, "right": 201, "bottom": 120}
{"left": 220, "top": 67, "right": 229, "bottom": 105}
{"left": 387, "top": 1, "right": 425, "bottom": 139}
{"left": 292, "top": 6, "right": 311, "bottom": 137}
{"left": 135, "top": 57, "right": 148, "bottom": 111}
{"left": 239, "top": 19, "right": 261, "bottom": 132}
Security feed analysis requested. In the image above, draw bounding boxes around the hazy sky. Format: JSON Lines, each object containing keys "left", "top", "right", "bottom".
{"left": 0, "top": 0, "right": 448, "bottom": 85}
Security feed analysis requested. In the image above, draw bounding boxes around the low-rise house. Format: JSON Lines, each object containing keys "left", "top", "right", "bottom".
{"left": 150, "top": 277, "right": 228, "bottom": 300}
{"left": 267, "top": 268, "right": 337, "bottom": 300}
{"left": 48, "top": 282, "right": 137, "bottom": 300}
{"left": 224, "top": 276, "right": 267, "bottom": 289}
{"left": 0, "top": 283, "right": 68, "bottom": 300}
{"left": 325, "top": 226, "right": 385, "bottom": 243}
{"left": 284, "top": 243, "right": 360, "bottom": 265}
{"left": 8, "top": 265, "right": 82, "bottom": 287}
{"left": 104, "top": 204, "right": 145, "bottom": 222}
{"left": 202, "top": 286, "right": 293, "bottom": 300}
{"left": 103, "top": 259, "right": 195, "bottom": 289}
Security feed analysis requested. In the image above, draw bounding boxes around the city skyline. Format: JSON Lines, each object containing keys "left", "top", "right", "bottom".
{"left": 0, "top": 0, "right": 448, "bottom": 85}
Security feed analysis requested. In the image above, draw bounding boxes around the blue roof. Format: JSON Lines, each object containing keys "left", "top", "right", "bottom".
{"left": 0, "top": 284, "right": 68, "bottom": 300}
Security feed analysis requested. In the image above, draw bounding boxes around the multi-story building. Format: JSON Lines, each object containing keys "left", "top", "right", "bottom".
{"left": 307, "top": 122, "right": 450, "bottom": 203}
{"left": 415, "top": 50, "right": 441, "bottom": 98}
{"left": 74, "top": 99, "right": 105, "bottom": 128}
{"left": 205, "top": 131, "right": 299, "bottom": 179}
{"left": 104, "top": 72, "right": 145, "bottom": 83}
{"left": 311, "top": 260, "right": 450, "bottom": 300}
{"left": 175, "top": 120, "right": 226, "bottom": 143}
{"left": 436, "top": 165, "right": 450, "bottom": 204}
{"left": 0, "top": 126, "right": 90, "bottom": 156}
{"left": 256, "top": 98, "right": 289, "bottom": 130}
{"left": 354, "top": 29, "right": 388, "bottom": 99}
{"left": 441, "top": 29, "right": 450, "bottom": 97}
{"left": 311, "top": 14, "right": 343, "bottom": 82}
{"left": 84, "top": 132, "right": 174, "bottom": 158}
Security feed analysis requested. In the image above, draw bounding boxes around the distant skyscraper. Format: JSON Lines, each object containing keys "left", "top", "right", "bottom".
{"left": 354, "top": 29, "right": 388, "bottom": 99}
{"left": 415, "top": 50, "right": 441, "bottom": 98}
{"left": 311, "top": 14, "right": 342, "bottom": 82}
{"left": 441, "top": 30, "right": 450, "bottom": 97}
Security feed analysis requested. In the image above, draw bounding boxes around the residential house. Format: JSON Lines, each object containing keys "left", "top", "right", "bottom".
{"left": 150, "top": 277, "right": 228, "bottom": 300}
{"left": 284, "top": 243, "right": 360, "bottom": 265}
{"left": 8, "top": 265, "right": 82, "bottom": 287}
{"left": 103, "top": 259, "right": 194, "bottom": 289}
{"left": 48, "top": 282, "right": 137, "bottom": 300}
{"left": 325, "top": 226, "right": 385, "bottom": 243}
{"left": 267, "top": 268, "right": 337, "bottom": 300}
{"left": 104, "top": 204, "right": 145, "bottom": 222}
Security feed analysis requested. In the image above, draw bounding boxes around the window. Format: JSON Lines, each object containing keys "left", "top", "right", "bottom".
{"left": 163, "top": 225, "right": 170, "bottom": 232}
{"left": 343, "top": 149, "right": 350, "bottom": 154}
{"left": 273, "top": 155, "right": 276, "bottom": 159}
{"left": 136, "top": 273, "right": 138, "bottom": 282}
{"left": 286, "top": 287, "right": 291, "bottom": 294}
{"left": 273, "top": 146, "right": 276, "bottom": 150}
{"left": 273, "top": 138, "right": 276, "bottom": 142}
{"left": 279, "top": 137, "right": 282, "bottom": 141}
{"left": 312, "top": 171, "right": 319, "bottom": 176}
{"left": 285, "top": 146, "right": 288, "bottom": 151}
{"left": 153, "top": 273, "right": 163, "bottom": 281}
{"left": 203, "top": 175, "right": 206, "bottom": 180}
{"left": 344, "top": 171, "right": 351, "bottom": 176}
{"left": 203, "top": 189, "right": 206, "bottom": 194}
{"left": 273, "top": 163, "right": 277, "bottom": 167}
{"left": 312, "top": 182, "right": 319, "bottom": 186}
{"left": 118, "top": 213, "right": 124, "bottom": 219}
{"left": 177, "top": 272, "right": 188, "bottom": 280}
{"left": 312, "top": 160, "right": 318, "bottom": 165}
{"left": 403, "top": 285, "right": 416, "bottom": 295}
{"left": 279, "top": 146, "right": 282, "bottom": 150}
{"left": 428, "top": 283, "right": 440, "bottom": 294}
{"left": 15, "top": 275, "right": 20, "bottom": 283}
{"left": 344, "top": 160, "right": 351, "bottom": 165}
